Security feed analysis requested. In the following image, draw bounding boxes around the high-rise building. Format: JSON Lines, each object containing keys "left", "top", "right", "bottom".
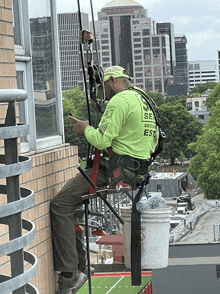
{"left": 30, "top": 17, "right": 55, "bottom": 91}
{"left": 156, "top": 22, "right": 176, "bottom": 74}
{"left": 57, "top": 12, "right": 89, "bottom": 90}
{"left": 188, "top": 60, "right": 219, "bottom": 91}
{"left": 217, "top": 50, "right": 220, "bottom": 82}
{"left": 92, "top": 0, "right": 173, "bottom": 94}
{"left": 167, "top": 34, "right": 189, "bottom": 96}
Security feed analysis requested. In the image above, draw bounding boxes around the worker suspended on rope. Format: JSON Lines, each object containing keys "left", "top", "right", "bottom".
{"left": 50, "top": 64, "right": 163, "bottom": 294}
{"left": 50, "top": 1, "right": 165, "bottom": 293}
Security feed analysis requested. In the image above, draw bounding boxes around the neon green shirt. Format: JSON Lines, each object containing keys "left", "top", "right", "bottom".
{"left": 84, "top": 88, "right": 159, "bottom": 160}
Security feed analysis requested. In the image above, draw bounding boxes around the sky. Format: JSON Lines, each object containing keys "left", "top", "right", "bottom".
{"left": 40, "top": 0, "right": 220, "bottom": 61}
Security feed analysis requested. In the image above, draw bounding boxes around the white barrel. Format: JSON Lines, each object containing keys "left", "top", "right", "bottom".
{"left": 121, "top": 206, "right": 171, "bottom": 269}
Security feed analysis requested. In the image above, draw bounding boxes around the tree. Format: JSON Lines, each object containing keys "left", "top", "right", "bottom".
{"left": 190, "top": 82, "right": 217, "bottom": 94}
{"left": 188, "top": 99, "right": 220, "bottom": 199}
{"left": 62, "top": 87, "right": 99, "bottom": 158}
{"left": 205, "top": 82, "right": 220, "bottom": 109}
{"left": 165, "top": 95, "right": 186, "bottom": 107}
{"left": 159, "top": 101, "right": 203, "bottom": 165}
{"left": 145, "top": 90, "right": 165, "bottom": 106}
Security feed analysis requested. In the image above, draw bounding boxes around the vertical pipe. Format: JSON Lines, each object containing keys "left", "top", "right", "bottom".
{"left": 85, "top": 200, "right": 92, "bottom": 294}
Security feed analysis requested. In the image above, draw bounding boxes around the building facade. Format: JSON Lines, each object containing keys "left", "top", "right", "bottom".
{"left": 0, "top": 1, "right": 79, "bottom": 293}
{"left": 156, "top": 22, "right": 176, "bottom": 75}
{"left": 167, "top": 34, "right": 189, "bottom": 96}
{"left": 57, "top": 12, "right": 89, "bottom": 90}
{"left": 218, "top": 50, "right": 220, "bottom": 81}
{"left": 186, "top": 96, "right": 210, "bottom": 123}
{"left": 188, "top": 60, "right": 219, "bottom": 91}
{"left": 92, "top": 0, "right": 173, "bottom": 95}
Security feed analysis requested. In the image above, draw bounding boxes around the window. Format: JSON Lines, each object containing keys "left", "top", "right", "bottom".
{"left": 155, "top": 78, "right": 162, "bottom": 92}
{"left": 189, "top": 64, "right": 193, "bottom": 70}
{"left": 13, "top": 0, "right": 64, "bottom": 153}
{"left": 133, "top": 32, "right": 140, "bottom": 36}
{"left": 187, "top": 102, "right": 192, "bottom": 110}
{"left": 153, "top": 49, "right": 160, "bottom": 64}
{"left": 198, "top": 115, "right": 204, "bottom": 119}
{"left": 157, "top": 184, "right": 162, "bottom": 192}
{"left": 143, "top": 49, "right": 151, "bottom": 65}
{"left": 154, "top": 66, "right": 161, "bottom": 76}
{"left": 134, "top": 38, "right": 141, "bottom": 42}
{"left": 143, "top": 38, "right": 150, "bottom": 47}
{"left": 194, "top": 64, "right": 200, "bottom": 70}
{"left": 142, "top": 29, "right": 150, "bottom": 36}
{"left": 145, "top": 67, "right": 152, "bottom": 77}
{"left": 145, "top": 78, "right": 153, "bottom": 91}
{"left": 195, "top": 101, "right": 199, "bottom": 107}
{"left": 152, "top": 37, "right": 160, "bottom": 47}
{"left": 135, "top": 61, "right": 142, "bottom": 66}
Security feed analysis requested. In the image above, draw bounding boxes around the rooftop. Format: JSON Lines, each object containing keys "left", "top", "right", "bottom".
{"left": 102, "top": 0, "right": 143, "bottom": 9}
{"left": 150, "top": 172, "right": 187, "bottom": 180}
{"left": 177, "top": 201, "right": 220, "bottom": 244}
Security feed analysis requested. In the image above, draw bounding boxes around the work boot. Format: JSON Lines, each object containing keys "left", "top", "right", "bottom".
{"left": 72, "top": 272, "right": 88, "bottom": 293}
{"left": 56, "top": 272, "right": 78, "bottom": 294}
{"left": 83, "top": 266, "right": 95, "bottom": 276}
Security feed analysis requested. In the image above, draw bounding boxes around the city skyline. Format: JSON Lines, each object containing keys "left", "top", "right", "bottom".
{"left": 54, "top": 0, "right": 220, "bottom": 62}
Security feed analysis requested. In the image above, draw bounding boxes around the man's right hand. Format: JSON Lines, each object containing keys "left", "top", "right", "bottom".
{"left": 68, "top": 115, "right": 89, "bottom": 136}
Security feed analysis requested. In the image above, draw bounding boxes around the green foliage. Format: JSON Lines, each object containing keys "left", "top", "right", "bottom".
{"left": 63, "top": 87, "right": 98, "bottom": 158}
{"left": 190, "top": 82, "right": 217, "bottom": 94}
{"left": 179, "top": 151, "right": 185, "bottom": 165}
{"left": 159, "top": 102, "right": 203, "bottom": 165}
{"left": 164, "top": 95, "right": 186, "bottom": 107}
{"left": 145, "top": 90, "right": 165, "bottom": 106}
{"left": 188, "top": 92, "right": 203, "bottom": 98}
{"left": 188, "top": 100, "right": 220, "bottom": 199}
{"left": 205, "top": 82, "right": 220, "bottom": 109}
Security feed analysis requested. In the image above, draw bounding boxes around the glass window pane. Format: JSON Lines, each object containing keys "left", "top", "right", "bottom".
{"left": 28, "top": 0, "right": 58, "bottom": 139}
{"left": 13, "top": 0, "right": 22, "bottom": 45}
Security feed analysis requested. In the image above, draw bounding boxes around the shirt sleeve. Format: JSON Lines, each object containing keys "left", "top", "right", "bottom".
{"left": 84, "top": 94, "right": 130, "bottom": 150}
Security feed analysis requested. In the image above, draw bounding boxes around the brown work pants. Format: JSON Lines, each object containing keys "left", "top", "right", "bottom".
{"left": 50, "top": 168, "right": 108, "bottom": 272}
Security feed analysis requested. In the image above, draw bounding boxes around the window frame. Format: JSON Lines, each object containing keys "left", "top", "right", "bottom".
{"left": 14, "top": 0, "right": 65, "bottom": 154}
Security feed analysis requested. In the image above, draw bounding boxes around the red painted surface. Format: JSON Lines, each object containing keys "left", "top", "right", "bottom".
{"left": 96, "top": 234, "right": 123, "bottom": 245}
{"left": 93, "top": 272, "right": 151, "bottom": 277}
{"left": 96, "top": 235, "right": 124, "bottom": 263}
{"left": 142, "top": 281, "right": 152, "bottom": 294}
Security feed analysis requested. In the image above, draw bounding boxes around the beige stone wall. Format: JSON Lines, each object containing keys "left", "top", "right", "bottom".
{"left": 0, "top": 145, "right": 79, "bottom": 294}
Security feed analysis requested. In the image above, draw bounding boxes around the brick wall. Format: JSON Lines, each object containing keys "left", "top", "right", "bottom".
{"left": 0, "top": 0, "right": 16, "bottom": 154}
{"left": 0, "top": 145, "right": 79, "bottom": 294}
{"left": 0, "top": 0, "right": 17, "bottom": 89}
{"left": 0, "top": 1, "right": 82, "bottom": 293}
